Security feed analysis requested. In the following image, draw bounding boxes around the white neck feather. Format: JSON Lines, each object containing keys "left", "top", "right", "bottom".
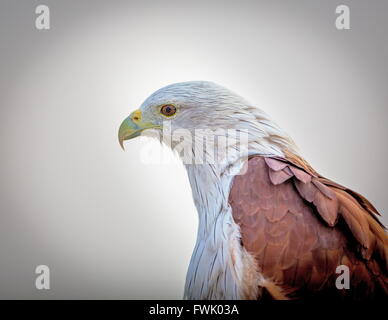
{"left": 183, "top": 160, "right": 244, "bottom": 299}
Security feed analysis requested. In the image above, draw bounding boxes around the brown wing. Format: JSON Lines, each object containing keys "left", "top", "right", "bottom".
{"left": 229, "top": 156, "right": 388, "bottom": 300}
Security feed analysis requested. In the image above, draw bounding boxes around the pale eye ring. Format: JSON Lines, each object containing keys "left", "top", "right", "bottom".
{"left": 160, "top": 104, "right": 177, "bottom": 117}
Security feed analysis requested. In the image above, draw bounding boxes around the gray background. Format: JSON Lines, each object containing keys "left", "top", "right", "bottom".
{"left": 0, "top": 0, "right": 387, "bottom": 299}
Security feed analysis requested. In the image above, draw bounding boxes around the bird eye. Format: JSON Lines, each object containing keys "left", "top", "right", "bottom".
{"left": 160, "top": 104, "right": 177, "bottom": 117}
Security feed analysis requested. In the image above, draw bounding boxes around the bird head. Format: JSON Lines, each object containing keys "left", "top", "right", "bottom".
{"left": 118, "top": 81, "right": 297, "bottom": 164}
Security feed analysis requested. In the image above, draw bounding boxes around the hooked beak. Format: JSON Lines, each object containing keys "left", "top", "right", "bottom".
{"left": 118, "top": 109, "right": 159, "bottom": 150}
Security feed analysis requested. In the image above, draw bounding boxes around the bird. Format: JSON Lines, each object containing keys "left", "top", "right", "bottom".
{"left": 118, "top": 81, "right": 387, "bottom": 300}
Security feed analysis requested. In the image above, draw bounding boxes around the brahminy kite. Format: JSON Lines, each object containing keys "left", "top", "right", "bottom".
{"left": 118, "top": 81, "right": 387, "bottom": 300}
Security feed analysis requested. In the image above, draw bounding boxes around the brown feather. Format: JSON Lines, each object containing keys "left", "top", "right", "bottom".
{"left": 229, "top": 155, "right": 388, "bottom": 300}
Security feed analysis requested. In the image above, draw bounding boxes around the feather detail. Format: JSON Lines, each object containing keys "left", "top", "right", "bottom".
{"left": 229, "top": 155, "right": 388, "bottom": 300}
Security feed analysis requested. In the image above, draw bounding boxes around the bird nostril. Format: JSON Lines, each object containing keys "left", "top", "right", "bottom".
{"left": 131, "top": 110, "right": 142, "bottom": 121}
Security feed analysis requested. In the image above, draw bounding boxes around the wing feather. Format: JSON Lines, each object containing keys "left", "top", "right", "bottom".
{"left": 229, "top": 156, "right": 388, "bottom": 299}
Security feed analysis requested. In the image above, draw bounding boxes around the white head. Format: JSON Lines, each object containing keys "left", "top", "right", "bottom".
{"left": 119, "top": 81, "right": 297, "bottom": 166}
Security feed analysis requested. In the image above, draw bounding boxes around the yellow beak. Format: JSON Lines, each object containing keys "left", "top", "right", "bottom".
{"left": 118, "top": 109, "right": 159, "bottom": 150}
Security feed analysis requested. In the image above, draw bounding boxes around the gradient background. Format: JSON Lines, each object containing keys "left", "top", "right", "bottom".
{"left": 0, "top": 0, "right": 387, "bottom": 299}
